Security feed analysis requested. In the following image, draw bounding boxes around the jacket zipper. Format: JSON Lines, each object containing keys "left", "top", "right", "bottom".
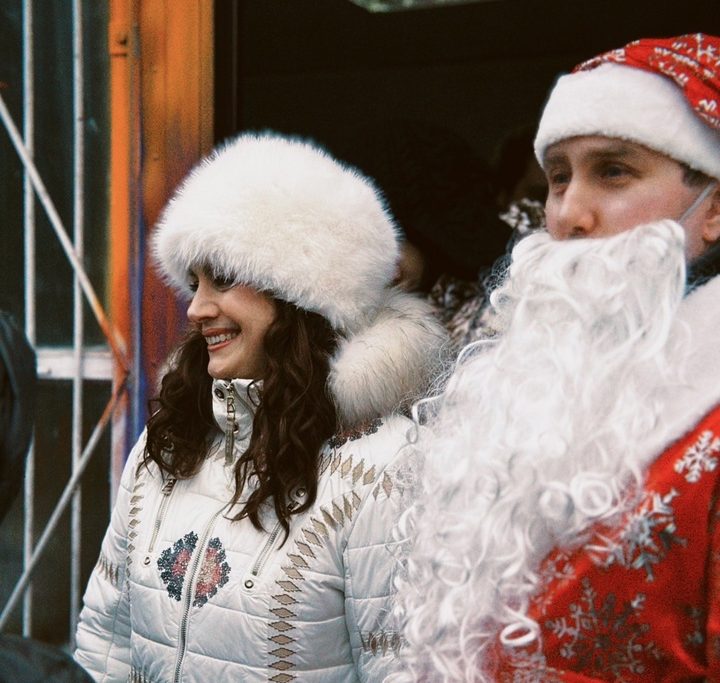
{"left": 143, "top": 477, "right": 176, "bottom": 565}
{"left": 250, "top": 521, "right": 282, "bottom": 579}
{"left": 172, "top": 507, "right": 224, "bottom": 683}
{"left": 248, "top": 500, "right": 298, "bottom": 581}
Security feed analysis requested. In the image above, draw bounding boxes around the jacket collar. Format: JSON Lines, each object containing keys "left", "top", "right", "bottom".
{"left": 211, "top": 378, "right": 260, "bottom": 440}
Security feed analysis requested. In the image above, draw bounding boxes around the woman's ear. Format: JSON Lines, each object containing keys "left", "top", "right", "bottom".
{"left": 702, "top": 184, "right": 720, "bottom": 245}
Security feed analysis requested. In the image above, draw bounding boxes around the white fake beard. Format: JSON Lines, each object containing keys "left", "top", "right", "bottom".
{"left": 392, "top": 220, "right": 689, "bottom": 683}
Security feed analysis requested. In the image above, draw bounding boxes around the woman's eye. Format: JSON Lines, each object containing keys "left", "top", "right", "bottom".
{"left": 188, "top": 279, "right": 199, "bottom": 293}
{"left": 212, "top": 274, "right": 235, "bottom": 290}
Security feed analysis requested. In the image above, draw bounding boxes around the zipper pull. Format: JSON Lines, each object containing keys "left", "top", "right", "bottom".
{"left": 161, "top": 478, "right": 176, "bottom": 496}
{"left": 225, "top": 390, "right": 236, "bottom": 465}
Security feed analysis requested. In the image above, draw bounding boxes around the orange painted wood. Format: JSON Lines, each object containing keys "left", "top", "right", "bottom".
{"left": 108, "top": 0, "right": 138, "bottom": 490}
{"left": 139, "top": 0, "right": 214, "bottom": 393}
{"left": 107, "top": 0, "right": 214, "bottom": 478}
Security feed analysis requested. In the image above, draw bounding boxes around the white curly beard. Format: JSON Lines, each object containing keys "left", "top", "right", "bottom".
{"left": 391, "top": 220, "right": 690, "bottom": 683}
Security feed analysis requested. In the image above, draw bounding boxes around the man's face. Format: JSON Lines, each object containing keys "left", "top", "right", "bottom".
{"left": 543, "top": 135, "right": 718, "bottom": 260}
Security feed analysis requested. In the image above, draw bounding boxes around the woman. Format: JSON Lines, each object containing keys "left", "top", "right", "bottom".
{"left": 74, "top": 132, "right": 446, "bottom": 682}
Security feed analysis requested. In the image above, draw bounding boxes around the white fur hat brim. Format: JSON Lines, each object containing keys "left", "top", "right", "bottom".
{"left": 534, "top": 63, "right": 720, "bottom": 180}
{"left": 152, "top": 132, "right": 400, "bottom": 331}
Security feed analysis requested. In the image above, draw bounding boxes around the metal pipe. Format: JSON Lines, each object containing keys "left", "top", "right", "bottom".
{"left": 0, "top": 379, "right": 128, "bottom": 631}
{"left": 70, "top": 0, "right": 85, "bottom": 646}
{"left": 0, "top": 92, "right": 130, "bottom": 375}
{"left": 21, "top": 0, "right": 35, "bottom": 637}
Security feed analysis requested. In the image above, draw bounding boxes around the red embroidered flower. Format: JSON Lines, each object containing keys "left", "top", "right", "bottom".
{"left": 157, "top": 533, "right": 231, "bottom": 608}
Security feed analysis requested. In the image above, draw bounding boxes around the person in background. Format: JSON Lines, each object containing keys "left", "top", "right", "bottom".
{"left": 392, "top": 33, "right": 720, "bottom": 682}
{"left": 0, "top": 316, "right": 92, "bottom": 682}
{"left": 0, "top": 310, "right": 36, "bottom": 523}
{"left": 427, "top": 126, "right": 547, "bottom": 348}
{"left": 74, "top": 132, "right": 446, "bottom": 682}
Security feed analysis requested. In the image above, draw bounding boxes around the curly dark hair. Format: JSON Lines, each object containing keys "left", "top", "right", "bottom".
{"left": 144, "top": 299, "right": 338, "bottom": 538}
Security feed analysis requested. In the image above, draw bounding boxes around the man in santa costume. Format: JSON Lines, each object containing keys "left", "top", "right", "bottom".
{"left": 392, "top": 34, "right": 720, "bottom": 682}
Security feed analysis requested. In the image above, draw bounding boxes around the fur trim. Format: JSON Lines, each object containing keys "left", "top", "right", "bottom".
{"left": 534, "top": 63, "right": 720, "bottom": 180}
{"left": 640, "top": 273, "right": 720, "bottom": 461}
{"left": 152, "top": 132, "right": 399, "bottom": 331}
{"left": 328, "top": 288, "right": 448, "bottom": 427}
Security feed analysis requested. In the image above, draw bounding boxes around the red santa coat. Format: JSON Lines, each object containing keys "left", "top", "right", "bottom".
{"left": 497, "top": 275, "right": 720, "bottom": 682}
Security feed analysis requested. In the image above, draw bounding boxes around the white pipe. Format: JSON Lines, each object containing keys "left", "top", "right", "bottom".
{"left": 21, "top": 0, "right": 35, "bottom": 637}
{"left": 70, "top": 0, "right": 85, "bottom": 647}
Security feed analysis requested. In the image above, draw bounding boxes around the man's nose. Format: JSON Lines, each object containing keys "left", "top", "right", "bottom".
{"left": 548, "top": 181, "right": 597, "bottom": 240}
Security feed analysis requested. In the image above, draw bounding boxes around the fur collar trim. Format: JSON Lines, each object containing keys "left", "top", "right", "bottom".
{"left": 642, "top": 274, "right": 720, "bottom": 463}
{"left": 329, "top": 288, "right": 448, "bottom": 427}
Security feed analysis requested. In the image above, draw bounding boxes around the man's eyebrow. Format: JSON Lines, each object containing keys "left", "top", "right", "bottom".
{"left": 543, "top": 141, "right": 643, "bottom": 169}
{"left": 583, "top": 143, "right": 636, "bottom": 161}
{"left": 543, "top": 150, "right": 568, "bottom": 168}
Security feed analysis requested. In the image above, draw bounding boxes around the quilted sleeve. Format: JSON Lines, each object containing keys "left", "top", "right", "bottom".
{"left": 343, "top": 450, "right": 406, "bottom": 683}
{"left": 74, "top": 432, "right": 146, "bottom": 681}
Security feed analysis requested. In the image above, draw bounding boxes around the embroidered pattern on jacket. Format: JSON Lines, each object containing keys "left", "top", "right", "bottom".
{"left": 586, "top": 488, "right": 686, "bottom": 581}
{"left": 327, "top": 417, "right": 382, "bottom": 449}
{"left": 128, "top": 666, "right": 157, "bottom": 683}
{"left": 319, "top": 450, "right": 378, "bottom": 486}
{"left": 360, "top": 629, "right": 401, "bottom": 655}
{"left": 126, "top": 464, "right": 148, "bottom": 575}
{"left": 96, "top": 552, "right": 121, "bottom": 588}
{"left": 674, "top": 429, "right": 720, "bottom": 483}
{"left": 266, "top": 460, "right": 393, "bottom": 682}
{"left": 158, "top": 532, "right": 198, "bottom": 601}
{"left": 545, "top": 577, "right": 661, "bottom": 679}
{"left": 193, "top": 536, "right": 231, "bottom": 608}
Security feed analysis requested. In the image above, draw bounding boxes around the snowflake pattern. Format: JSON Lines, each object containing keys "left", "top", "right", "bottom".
{"left": 683, "top": 605, "right": 704, "bottom": 649}
{"left": 534, "top": 551, "right": 576, "bottom": 617}
{"left": 545, "top": 578, "right": 661, "bottom": 681}
{"left": 577, "top": 34, "right": 720, "bottom": 128}
{"left": 587, "top": 489, "right": 685, "bottom": 581}
{"left": 501, "top": 650, "right": 564, "bottom": 683}
{"left": 674, "top": 430, "right": 720, "bottom": 483}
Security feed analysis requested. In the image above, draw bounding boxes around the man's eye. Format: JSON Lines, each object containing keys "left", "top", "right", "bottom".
{"left": 599, "top": 163, "right": 630, "bottom": 179}
{"left": 547, "top": 170, "right": 570, "bottom": 187}
{"left": 188, "top": 279, "right": 199, "bottom": 293}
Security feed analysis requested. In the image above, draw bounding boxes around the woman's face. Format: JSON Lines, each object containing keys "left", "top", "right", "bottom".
{"left": 186, "top": 270, "right": 277, "bottom": 380}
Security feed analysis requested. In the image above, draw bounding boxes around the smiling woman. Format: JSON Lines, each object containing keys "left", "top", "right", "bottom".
{"left": 186, "top": 272, "right": 277, "bottom": 380}
{"left": 73, "top": 131, "right": 447, "bottom": 683}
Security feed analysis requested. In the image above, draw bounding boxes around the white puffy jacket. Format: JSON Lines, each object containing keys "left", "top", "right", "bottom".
{"left": 75, "top": 378, "right": 410, "bottom": 683}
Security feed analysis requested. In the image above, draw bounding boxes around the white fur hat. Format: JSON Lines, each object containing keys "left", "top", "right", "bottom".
{"left": 153, "top": 132, "right": 400, "bottom": 332}
{"left": 152, "top": 131, "right": 448, "bottom": 425}
{"left": 535, "top": 62, "right": 720, "bottom": 180}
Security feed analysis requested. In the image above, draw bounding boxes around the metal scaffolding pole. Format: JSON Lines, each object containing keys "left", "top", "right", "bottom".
{"left": 70, "top": 0, "right": 85, "bottom": 647}
{"left": 21, "top": 0, "right": 35, "bottom": 638}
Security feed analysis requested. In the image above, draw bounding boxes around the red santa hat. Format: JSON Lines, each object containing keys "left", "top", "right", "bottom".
{"left": 534, "top": 34, "right": 720, "bottom": 180}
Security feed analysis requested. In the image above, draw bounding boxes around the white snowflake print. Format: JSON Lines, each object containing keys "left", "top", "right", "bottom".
{"left": 534, "top": 551, "right": 577, "bottom": 617}
{"left": 674, "top": 430, "right": 720, "bottom": 483}
{"left": 586, "top": 489, "right": 685, "bottom": 581}
{"left": 545, "top": 578, "right": 661, "bottom": 682}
